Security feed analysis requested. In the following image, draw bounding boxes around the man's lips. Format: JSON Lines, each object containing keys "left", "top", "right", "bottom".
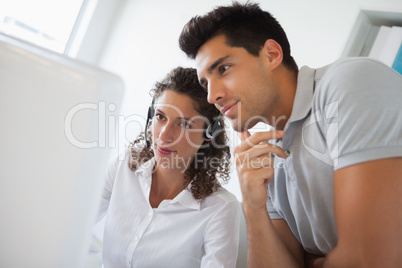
{"left": 221, "top": 101, "right": 238, "bottom": 117}
{"left": 156, "top": 146, "right": 175, "bottom": 155}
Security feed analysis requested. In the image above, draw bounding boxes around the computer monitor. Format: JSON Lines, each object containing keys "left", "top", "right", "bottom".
{"left": 0, "top": 34, "right": 124, "bottom": 268}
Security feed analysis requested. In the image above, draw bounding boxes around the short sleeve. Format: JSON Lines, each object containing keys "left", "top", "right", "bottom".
{"left": 267, "top": 194, "right": 282, "bottom": 220}
{"left": 315, "top": 58, "right": 402, "bottom": 170}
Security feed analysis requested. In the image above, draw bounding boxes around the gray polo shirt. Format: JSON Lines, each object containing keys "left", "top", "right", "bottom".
{"left": 267, "top": 57, "right": 402, "bottom": 255}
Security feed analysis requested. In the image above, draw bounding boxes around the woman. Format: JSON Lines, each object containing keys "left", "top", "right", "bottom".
{"left": 97, "top": 67, "right": 240, "bottom": 267}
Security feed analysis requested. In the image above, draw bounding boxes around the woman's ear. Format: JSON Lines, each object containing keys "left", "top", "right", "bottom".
{"left": 261, "top": 39, "right": 283, "bottom": 70}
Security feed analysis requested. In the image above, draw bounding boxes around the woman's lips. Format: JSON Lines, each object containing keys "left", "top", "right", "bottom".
{"left": 156, "top": 146, "right": 175, "bottom": 155}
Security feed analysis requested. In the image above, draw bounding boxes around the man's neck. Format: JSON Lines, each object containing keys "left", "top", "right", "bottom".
{"left": 270, "top": 66, "right": 298, "bottom": 130}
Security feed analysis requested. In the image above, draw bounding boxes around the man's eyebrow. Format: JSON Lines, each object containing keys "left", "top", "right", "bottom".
{"left": 199, "top": 56, "right": 230, "bottom": 88}
{"left": 208, "top": 56, "right": 230, "bottom": 73}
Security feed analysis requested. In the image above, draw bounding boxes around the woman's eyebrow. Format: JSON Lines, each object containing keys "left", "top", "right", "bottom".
{"left": 154, "top": 108, "right": 165, "bottom": 115}
{"left": 177, "top": 116, "right": 192, "bottom": 121}
{"left": 155, "top": 108, "right": 192, "bottom": 121}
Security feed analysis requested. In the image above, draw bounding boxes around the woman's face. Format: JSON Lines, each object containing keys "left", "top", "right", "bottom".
{"left": 152, "top": 90, "right": 209, "bottom": 170}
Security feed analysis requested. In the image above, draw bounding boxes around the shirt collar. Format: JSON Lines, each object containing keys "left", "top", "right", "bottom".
{"left": 284, "top": 66, "right": 316, "bottom": 131}
{"left": 135, "top": 157, "right": 156, "bottom": 182}
{"left": 172, "top": 183, "right": 201, "bottom": 210}
{"left": 135, "top": 157, "right": 201, "bottom": 210}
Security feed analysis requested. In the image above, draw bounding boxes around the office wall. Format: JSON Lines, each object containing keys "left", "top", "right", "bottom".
{"left": 93, "top": 0, "right": 402, "bottom": 200}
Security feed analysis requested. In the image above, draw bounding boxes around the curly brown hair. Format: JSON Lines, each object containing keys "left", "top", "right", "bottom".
{"left": 128, "top": 67, "right": 231, "bottom": 200}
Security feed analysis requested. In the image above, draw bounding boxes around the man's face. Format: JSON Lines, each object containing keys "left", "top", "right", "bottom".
{"left": 195, "top": 35, "right": 279, "bottom": 132}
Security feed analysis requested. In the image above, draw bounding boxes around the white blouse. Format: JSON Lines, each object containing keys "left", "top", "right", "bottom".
{"left": 97, "top": 150, "right": 241, "bottom": 268}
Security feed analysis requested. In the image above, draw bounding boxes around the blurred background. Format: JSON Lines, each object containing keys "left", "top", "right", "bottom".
{"left": 1, "top": 0, "right": 401, "bottom": 200}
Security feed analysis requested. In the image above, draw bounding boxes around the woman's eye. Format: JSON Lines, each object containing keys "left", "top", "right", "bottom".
{"left": 155, "top": 114, "right": 165, "bottom": 120}
{"left": 180, "top": 122, "right": 192, "bottom": 129}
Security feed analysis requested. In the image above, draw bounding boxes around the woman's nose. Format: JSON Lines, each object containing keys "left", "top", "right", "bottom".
{"left": 158, "top": 123, "right": 175, "bottom": 143}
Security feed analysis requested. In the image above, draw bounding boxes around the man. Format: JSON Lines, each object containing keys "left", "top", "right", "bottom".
{"left": 179, "top": 2, "right": 402, "bottom": 268}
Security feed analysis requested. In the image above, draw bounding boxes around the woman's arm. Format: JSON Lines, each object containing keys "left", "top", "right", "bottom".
{"left": 201, "top": 199, "right": 241, "bottom": 268}
{"left": 95, "top": 153, "right": 121, "bottom": 223}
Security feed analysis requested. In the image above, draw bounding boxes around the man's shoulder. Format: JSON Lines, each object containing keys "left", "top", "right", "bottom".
{"left": 314, "top": 57, "right": 401, "bottom": 99}
{"left": 321, "top": 57, "right": 396, "bottom": 82}
{"left": 330, "top": 57, "right": 387, "bottom": 67}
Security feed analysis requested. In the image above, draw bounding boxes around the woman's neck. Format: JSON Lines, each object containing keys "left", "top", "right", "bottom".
{"left": 149, "top": 165, "right": 190, "bottom": 208}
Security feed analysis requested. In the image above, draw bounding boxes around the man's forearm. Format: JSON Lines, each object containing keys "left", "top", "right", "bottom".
{"left": 244, "top": 205, "right": 301, "bottom": 268}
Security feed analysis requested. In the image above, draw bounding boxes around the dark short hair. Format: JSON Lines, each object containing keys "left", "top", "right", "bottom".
{"left": 179, "top": 1, "right": 298, "bottom": 72}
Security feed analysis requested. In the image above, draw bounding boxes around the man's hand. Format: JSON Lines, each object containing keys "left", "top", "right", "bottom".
{"left": 234, "top": 130, "right": 287, "bottom": 212}
{"left": 305, "top": 252, "right": 325, "bottom": 268}
{"left": 235, "top": 130, "right": 304, "bottom": 268}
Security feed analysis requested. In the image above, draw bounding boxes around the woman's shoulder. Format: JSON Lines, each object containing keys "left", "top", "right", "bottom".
{"left": 108, "top": 147, "right": 131, "bottom": 169}
{"left": 201, "top": 186, "right": 239, "bottom": 208}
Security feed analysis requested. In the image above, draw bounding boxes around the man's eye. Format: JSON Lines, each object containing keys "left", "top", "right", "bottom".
{"left": 199, "top": 79, "right": 208, "bottom": 90}
{"left": 219, "top": 65, "right": 229, "bottom": 74}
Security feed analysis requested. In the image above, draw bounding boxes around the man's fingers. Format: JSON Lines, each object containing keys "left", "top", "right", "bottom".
{"left": 238, "top": 131, "right": 251, "bottom": 142}
{"left": 249, "top": 154, "right": 274, "bottom": 170}
{"left": 237, "top": 130, "right": 285, "bottom": 153}
{"left": 239, "top": 142, "right": 286, "bottom": 160}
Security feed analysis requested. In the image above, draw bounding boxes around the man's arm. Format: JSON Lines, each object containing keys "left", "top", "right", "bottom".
{"left": 236, "top": 131, "right": 305, "bottom": 267}
{"left": 243, "top": 205, "right": 305, "bottom": 267}
{"left": 319, "top": 157, "right": 402, "bottom": 267}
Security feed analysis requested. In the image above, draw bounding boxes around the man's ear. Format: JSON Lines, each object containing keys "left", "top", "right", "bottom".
{"left": 261, "top": 39, "right": 283, "bottom": 70}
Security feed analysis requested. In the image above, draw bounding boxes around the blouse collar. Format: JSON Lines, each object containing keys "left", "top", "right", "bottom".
{"left": 135, "top": 157, "right": 201, "bottom": 210}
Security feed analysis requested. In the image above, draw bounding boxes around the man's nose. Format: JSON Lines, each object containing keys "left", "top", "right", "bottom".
{"left": 207, "top": 79, "right": 225, "bottom": 104}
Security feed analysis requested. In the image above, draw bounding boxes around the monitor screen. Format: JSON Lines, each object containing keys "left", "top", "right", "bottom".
{"left": 0, "top": 33, "right": 124, "bottom": 268}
